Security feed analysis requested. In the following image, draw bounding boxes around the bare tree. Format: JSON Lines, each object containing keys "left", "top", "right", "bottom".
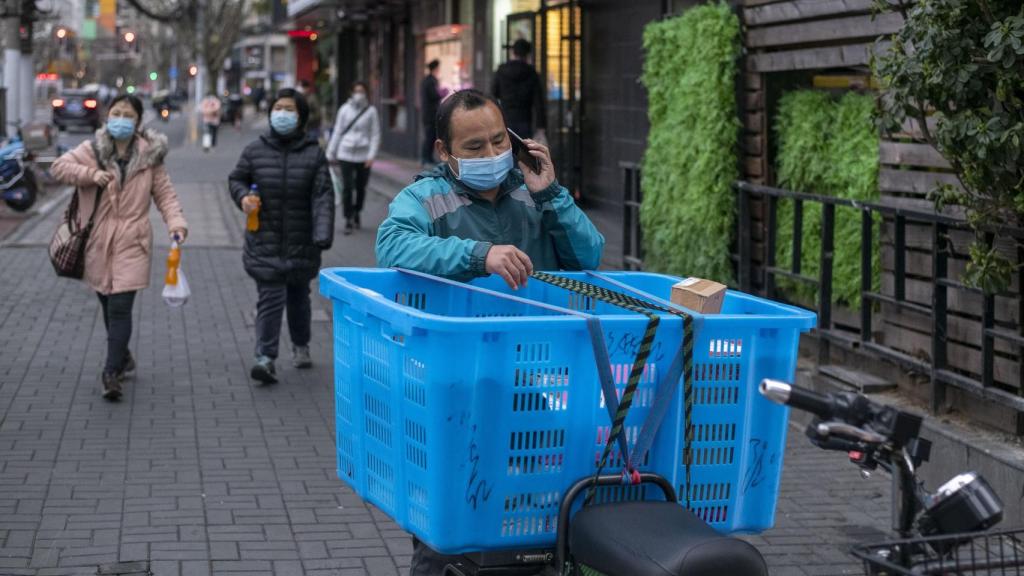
{"left": 123, "top": 0, "right": 248, "bottom": 94}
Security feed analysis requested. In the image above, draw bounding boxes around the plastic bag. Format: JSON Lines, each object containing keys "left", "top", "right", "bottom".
{"left": 329, "top": 165, "right": 343, "bottom": 206}
{"left": 163, "top": 268, "right": 190, "bottom": 307}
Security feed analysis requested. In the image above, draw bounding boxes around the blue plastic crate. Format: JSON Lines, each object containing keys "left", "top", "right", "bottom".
{"left": 319, "top": 268, "right": 815, "bottom": 554}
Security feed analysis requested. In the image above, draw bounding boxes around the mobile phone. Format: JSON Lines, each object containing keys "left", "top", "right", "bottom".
{"left": 508, "top": 128, "right": 541, "bottom": 174}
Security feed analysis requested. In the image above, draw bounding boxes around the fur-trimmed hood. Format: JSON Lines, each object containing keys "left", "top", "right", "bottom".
{"left": 92, "top": 127, "right": 169, "bottom": 182}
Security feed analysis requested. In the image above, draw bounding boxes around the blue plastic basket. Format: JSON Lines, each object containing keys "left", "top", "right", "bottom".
{"left": 319, "top": 268, "right": 816, "bottom": 554}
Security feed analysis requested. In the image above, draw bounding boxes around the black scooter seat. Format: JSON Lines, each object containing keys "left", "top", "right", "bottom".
{"left": 569, "top": 501, "right": 767, "bottom": 576}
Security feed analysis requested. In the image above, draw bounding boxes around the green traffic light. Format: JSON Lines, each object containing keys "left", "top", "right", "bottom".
{"left": 149, "top": 72, "right": 158, "bottom": 81}
{"left": 126, "top": 86, "right": 136, "bottom": 94}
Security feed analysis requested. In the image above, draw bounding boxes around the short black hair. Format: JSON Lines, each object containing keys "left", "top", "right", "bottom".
{"left": 352, "top": 80, "right": 369, "bottom": 97}
{"left": 269, "top": 88, "right": 310, "bottom": 129}
{"left": 512, "top": 39, "right": 532, "bottom": 58}
{"left": 427, "top": 59, "right": 440, "bottom": 71}
{"left": 435, "top": 89, "right": 504, "bottom": 152}
{"left": 109, "top": 93, "right": 144, "bottom": 119}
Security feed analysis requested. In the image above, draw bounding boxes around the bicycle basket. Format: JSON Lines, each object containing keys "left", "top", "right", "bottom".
{"left": 852, "top": 528, "right": 1024, "bottom": 575}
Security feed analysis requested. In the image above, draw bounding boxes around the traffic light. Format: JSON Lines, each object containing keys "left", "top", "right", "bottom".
{"left": 56, "top": 27, "right": 67, "bottom": 39}
{"left": 149, "top": 71, "right": 158, "bottom": 81}
{"left": 188, "top": 65, "right": 198, "bottom": 77}
{"left": 123, "top": 31, "right": 135, "bottom": 43}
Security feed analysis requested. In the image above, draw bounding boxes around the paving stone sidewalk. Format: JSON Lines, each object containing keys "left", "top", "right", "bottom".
{"left": 0, "top": 118, "right": 893, "bottom": 576}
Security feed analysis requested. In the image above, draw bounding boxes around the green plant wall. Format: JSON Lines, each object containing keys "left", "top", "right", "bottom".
{"left": 774, "top": 90, "right": 880, "bottom": 307}
{"left": 640, "top": 3, "right": 740, "bottom": 282}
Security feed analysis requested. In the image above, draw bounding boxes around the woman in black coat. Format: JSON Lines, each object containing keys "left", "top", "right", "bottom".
{"left": 228, "top": 88, "right": 335, "bottom": 384}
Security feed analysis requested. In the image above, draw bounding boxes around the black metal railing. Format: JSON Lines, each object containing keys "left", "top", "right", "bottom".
{"left": 621, "top": 162, "right": 644, "bottom": 270}
{"left": 735, "top": 181, "right": 1024, "bottom": 428}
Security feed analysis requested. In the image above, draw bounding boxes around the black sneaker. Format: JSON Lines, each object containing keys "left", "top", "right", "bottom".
{"left": 343, "top": 219, "right": 353, "bottom": 236}
{"left": 250, "top": 355, "right": 278, "bottom": 384}
{"left": 353, "top": 214, "right": 361, "bottom": 229}
{"left": 292, "top": 345, "right": 312, "bottom": 369}
{"left": 102, "top": 371, "right": 123, "bottom": 401}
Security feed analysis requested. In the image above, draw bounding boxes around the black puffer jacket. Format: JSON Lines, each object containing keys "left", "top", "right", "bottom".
{"left": 228, "top": 131, "right": 334, "bottom": 282}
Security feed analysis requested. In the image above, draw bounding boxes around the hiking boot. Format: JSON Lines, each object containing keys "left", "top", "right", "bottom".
{"left": 292, "top": 345, "right": 312, "bottom": 369}
{"left": 250, "top": 355, "right": 278, "bottom": 384}
{"left": 102, "top": 371, "right": 123, "bottom": 401}
{"left": 120, "top": 350, "right": 136, "bottom": 379}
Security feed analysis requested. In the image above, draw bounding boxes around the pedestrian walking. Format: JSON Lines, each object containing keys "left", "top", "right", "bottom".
{"left": 297, "top": 80, "right": 322, "bottom": 142}
{"left": 420, "top": 59, "right": 442, "bottom": 166}
{"left": 228, "top": 88, "right": 335, "bottom": 384}
{"left": 326, "top": 81, "right": 380, "bottom": 236}
{"left": 491, "top": 39, "right": 547, "bottom": 142}
{"left": 50, "top": 94, "right": 188, "bottom": 401}
{"left": 200, "top": 93, "right": 222, "bottom": 151}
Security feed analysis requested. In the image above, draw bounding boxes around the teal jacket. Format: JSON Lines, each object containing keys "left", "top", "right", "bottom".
{"left": 376, "top": 165, "right": 605, "bottom": 280}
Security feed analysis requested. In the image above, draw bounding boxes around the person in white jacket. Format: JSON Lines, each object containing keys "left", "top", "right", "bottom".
{"left": 326, "top": 81, "right": 381, "bottom": 235}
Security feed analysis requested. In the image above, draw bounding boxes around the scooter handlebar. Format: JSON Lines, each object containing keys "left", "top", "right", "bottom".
{"left": 759, "top": 379, "right": 834, "bottom": 419}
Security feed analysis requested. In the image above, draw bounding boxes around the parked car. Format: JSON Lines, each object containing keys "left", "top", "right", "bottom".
{"left": 52, "top": 90, "right": 103, "bottom": 132}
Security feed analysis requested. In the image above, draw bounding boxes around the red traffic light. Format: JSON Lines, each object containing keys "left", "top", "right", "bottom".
{"left": 188, "top": 65, "right": 198, "bottom": 76}
{"left": 56, "top": 28, "right": 67, "bottom": 39}
{"left": 123, "top": 31, "right": 136, "bottom": 43}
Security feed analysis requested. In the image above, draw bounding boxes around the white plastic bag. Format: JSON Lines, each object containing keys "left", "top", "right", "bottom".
{"left": 329, "top": 165, "right": 343, "bottom": 206}
{"left": 162, "top": 268, "right": 190, "bottom": 307}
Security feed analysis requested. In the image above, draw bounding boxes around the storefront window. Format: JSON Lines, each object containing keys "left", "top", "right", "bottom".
{"left": 492, "top": 0, "right": 541, "bottom": 66}
{"left": 544, "top": 3, "right": 581, "bottom": 102}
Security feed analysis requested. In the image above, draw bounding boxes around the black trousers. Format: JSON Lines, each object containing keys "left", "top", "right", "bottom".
{"left": 205, "top": 123, "right": 219, "bottom": 147}
{"left": 255, "top": 280, "right": 311, "bottom": 359}
{"left": 339, "top": 160, "right": 371, "bottom": 221}
{"left": 421, "top": 123, "right": 437, "bottom": 165}
{"left": 97, "top": 291, "right": 136, "bottom": 375}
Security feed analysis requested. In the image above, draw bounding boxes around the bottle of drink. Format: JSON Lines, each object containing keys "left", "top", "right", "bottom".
{"left": 246, "top": 183, "right": 260, "bottom": 232}
{"left": 165, "top": 241, "right": 180, "bottom": 286}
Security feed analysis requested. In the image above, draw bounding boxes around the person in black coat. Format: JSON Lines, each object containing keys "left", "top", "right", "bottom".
{"left": 420, "top": 59, "right": 442, "bottom": 166}
{"left": 491, "top": 39, "right": 547, "bottom": 140}
{"left": 228, "top": 88, "right": 335, "bottom": 384}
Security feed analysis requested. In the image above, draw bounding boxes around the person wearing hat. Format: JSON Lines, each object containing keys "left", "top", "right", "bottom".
{"left": 228, "top": 88, "right": 335, "bottom": 384}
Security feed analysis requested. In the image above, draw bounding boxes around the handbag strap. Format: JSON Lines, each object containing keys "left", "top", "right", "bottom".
{"left": 338, "top": 105, "right": 369, "bottom": 139}
{"left": 82, "top": 140, "right": 106, "bottom": 230}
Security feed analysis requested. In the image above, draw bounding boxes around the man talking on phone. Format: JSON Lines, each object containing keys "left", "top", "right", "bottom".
{"left": 376, "top": 88, "right": 603, "bottom": 294}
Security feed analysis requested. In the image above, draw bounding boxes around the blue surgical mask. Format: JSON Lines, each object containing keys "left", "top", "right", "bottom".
{"left": 107, "top": 118, "right": 136, "bottom": 140}
{"left": 270, "top": 110, "right": 299, "bottom": 135}
{"left": 450, "top": 149, "right": 514, "bottom": 191}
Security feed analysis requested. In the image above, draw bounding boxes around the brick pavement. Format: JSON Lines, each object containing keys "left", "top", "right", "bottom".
{"left": 0, "top": 117, "right": 895, "bottom": 575}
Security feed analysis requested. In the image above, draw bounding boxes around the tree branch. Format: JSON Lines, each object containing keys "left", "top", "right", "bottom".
{"left": 122, "top": 0, "right": 187, "bottom": 23}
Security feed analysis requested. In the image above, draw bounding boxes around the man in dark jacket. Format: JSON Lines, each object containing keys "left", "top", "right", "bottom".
{"left": 420, "top": 59, "right": 442, "bottom": 166}
{"left": 228, "top": 88, "right": 335, "bottom": 384}
{"left": 491, "top": 39, "right": 546, "bottom": 140}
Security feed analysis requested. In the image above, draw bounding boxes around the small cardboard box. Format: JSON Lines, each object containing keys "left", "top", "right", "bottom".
{"left": 671, "top": 278, "right": 726, "bottom": 314}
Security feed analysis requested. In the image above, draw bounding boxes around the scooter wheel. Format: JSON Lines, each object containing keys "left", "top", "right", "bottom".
{"left": 5, "top": 170, "right": 37, "bottom": 212}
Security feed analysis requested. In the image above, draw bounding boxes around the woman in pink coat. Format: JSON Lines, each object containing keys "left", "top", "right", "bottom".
{"left": 51, "top": 94, "right": 188, "bottom": 401}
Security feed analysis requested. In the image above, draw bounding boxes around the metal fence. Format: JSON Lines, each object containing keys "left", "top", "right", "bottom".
{"left": 735, "top": 181, "right": 1024, "bottom": 428}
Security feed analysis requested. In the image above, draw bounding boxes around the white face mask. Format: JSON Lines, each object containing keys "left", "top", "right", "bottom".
{"left": 352, "top": 93, "right": 367, "bottom": 105}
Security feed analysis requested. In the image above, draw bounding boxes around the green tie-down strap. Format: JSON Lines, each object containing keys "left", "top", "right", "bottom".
{"left": 529, "top": 272, "right": 694, "bottom": 507}
{"left": 576, "top": 563, "right": 609, "bottom": 576}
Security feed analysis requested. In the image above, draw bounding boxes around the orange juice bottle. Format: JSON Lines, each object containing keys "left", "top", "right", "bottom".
{"left": 165, "top": 241, "right": 180, "bottom": 286}
{"left": 246, "top": 184, "right": 260, "bottom": 232}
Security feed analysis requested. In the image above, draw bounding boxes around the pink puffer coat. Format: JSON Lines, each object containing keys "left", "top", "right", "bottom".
{"left": 51, "top": 128, "right": 188, "bottom": 295}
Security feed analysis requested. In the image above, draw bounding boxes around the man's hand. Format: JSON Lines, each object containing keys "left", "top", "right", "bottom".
{"left": 170, "top": 228, "right": 187, "bottom": 244}
{"left": 93, "top": 170, "right": 114, "bottom": 187}
{"left": 518, "top": 139, "right": 556, "bottom": 194}
{"left": 486, "top": 245, "right": 534, "bottom": 290}
{"left": 241, "top": 195, "right": 260, "bottom": 215}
